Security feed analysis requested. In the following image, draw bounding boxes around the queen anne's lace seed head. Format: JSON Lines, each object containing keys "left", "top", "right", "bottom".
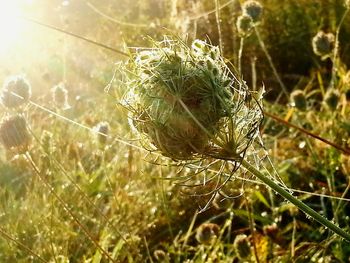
{"left": 1, "top": 75, "right": 31, "bottom": 108}
{"left": 312, "top": 31, "right": 335, "bottom": 58}
{"left": 122, "top": 38, "right": 263, "bottom": 161}
{"left": 195, "top": 223, "right": 219, "bottom": 245}
{"left": 242, "top": 0, "right": 263, "bottom": 23}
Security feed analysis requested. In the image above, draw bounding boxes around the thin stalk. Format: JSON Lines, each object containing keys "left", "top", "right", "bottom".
{"left": 238, "top": 37, "right": 244, "bottom": 74}
{"left": 330, "top": 8, "right": 349, "bottom": 88}
{"left": 264, "top": 111, "right": 350, "bottom": 155}
{"left": 24, "top": 152, "right": 117, "bottom": 263}
{"left": 0, "top": 227, "right": 48, "bottom": 263}
{"left": 254, "top": 27, "right": 289, "bottom": 98}
{"left": 215, "top": 0, "right": 224, "bottom": 54}
{"left": 19, "top": 16, "right": 128, "bottom": 57}
{"left": 241, "top": 159, "right": 350, "bottom": 242}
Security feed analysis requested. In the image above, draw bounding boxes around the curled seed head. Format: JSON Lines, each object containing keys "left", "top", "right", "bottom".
{"left": 312, "top": 31, "right": 335, "bottom": 58}
{"left": 290, "top": 90, "right": 307, "bottom": 111}
{"left": 233, "top": 234, "right": 251, "bottom": 260}
{"left": 0, "top": 115, "right": 31, "bottom": 152}
{"left": 52, "top": 84, "right": 70, "bottom": 109}
{"left": 94, "top": 121, "right": 110, "bottom": 145}
{"left": 123, "top": 38, "right": 263, "bottom": 160}
{"left": 242, "top": 0, "right": 263, "bottom": 23}
{"left": 1, "top": 75, "right": 31, "bottom": 108}
{"left": 236, "top": 14, "right": 253, "bottom": 36}
{"left": 324, "top": 88, "right": 340, "bottom": 111}
{"left": 195, "top": 223, "right": 220, "bottom": 245}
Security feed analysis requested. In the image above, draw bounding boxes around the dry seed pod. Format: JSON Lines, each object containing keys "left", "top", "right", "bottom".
{"left": 93, "top": 121, "right": 110, "bottom": 145}
{"left": 0, "top": 115, "right": 30, "bottom": 152}
{"left": 290, "top": 89, "right": 307, "bottom": 111}
{"left": 242, "top": 0, "right": 263, "bottom": 23}
{"left": 312, "top": 31, "right": 335, "bottom": 58}
{"left": 52, "top": 83, "right": 70, "bottom": 109}
{"left": 1, "top": 75, "right": 31, "bottom": 108}
{"left": 324, "top": 88, "right": 340, "bottom": 111}
{"left": 236, "top": 14, "right": 253, "bottom": 36}
{"left": 195, "top": 223, "right": 220, "bottom": 245}
{"left": 233, "top": 234, "right": 251, "bottom": 260}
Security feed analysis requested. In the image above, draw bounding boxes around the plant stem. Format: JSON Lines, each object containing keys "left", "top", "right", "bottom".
{"left": 241, "top": 159, "right": 350, "bottom": 242}
{"left": 238, "top": 37, "right": 244, "bottom": 74}
{"left": 254, "top": 27, "right": 289, "bottom": 98}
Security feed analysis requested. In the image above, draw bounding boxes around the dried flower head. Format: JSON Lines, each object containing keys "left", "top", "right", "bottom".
{"left": 153, "top": 249, "right": 169, "bottom": 262}
{"left": 94, "top": 121, "right": 110, "bottom": 145}
{"left": 290, "top": 89, "right": 307, "bottom": 111}
{"left": 236, "top": 14, "right": 253, "bottom": 36}
{"left": 242, "top": 0, "right": 263, "bottom": 23}
{"left": 312, "top": 31, "right": 335, "bottom": 58}
{"left": 233, "top": 234, "right": 251, "bottom": 260}
{"left": 195, "top": 223, "right": 220, "bottom": 245}
{"left": 122, "top": 38, "right": 263, "bottom": 161}
{"left": 52, "top": 83, "right": 70, "bottom": 109}
{"left": 324, "top": 88, "right": 340, "bottom": 111}
{"left": 0, "top": 115, "right": 30, "bottom": 152}
{"left": 1, "top": 75, "right": 31, "bottom": 108}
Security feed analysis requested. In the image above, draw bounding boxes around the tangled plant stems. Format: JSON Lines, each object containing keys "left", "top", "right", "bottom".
{"left": 121, "top": 37, "right": 350, "bottom": 242}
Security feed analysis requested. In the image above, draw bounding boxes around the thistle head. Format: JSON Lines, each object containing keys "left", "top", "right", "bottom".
{"left": 290, "top": 89, "right": 307, "bottom": 111}
{"left": 122, "top": 38, "right": 263, "bottom": 161}
{"left": 236, "top": 14, "right": 253, "bottom": 37}
{"left": 52, "top": 83, "right": 70, "bottom": 109}
{"left": 324, "top": 88, "right": 340, "bottom": 111}
{"left": 195, "top": 223, "right": 220, "bottom": 245}
{"left": 1, "top": 75, "right": 31, "bottom": 108}
{"left": 242, "top": 0, "right": 263, "bottom": 23}
{"left": 312, "top": 31, "right": 335, "bottom": 58}
{"left": 0, "top": 115, "right": 31, "bottom": 152}
{"left": 233, "top": 234, "right": 251, "bottom": 260}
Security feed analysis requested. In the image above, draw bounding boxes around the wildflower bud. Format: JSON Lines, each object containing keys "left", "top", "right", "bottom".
{"left": 52, "top": 84, "right": 70, "bottom": 109}
{"left": 1, "top": 75, "right": 31, "bottom": 108}
{"left": 242, "top": 0, "right": 263, "bottom": 23}
{"left": 195, "top": 223, "right": 220, "bottom": 245}
{"left": 312, "top": 31, "right": 335, "bottom": 58}
{"left": 290, "top": 90, "right": 307, "bottom": 111}
{"left": 233, "top": 234, "right": 251, "bottom": 260}
{"left": 0, "top": 115, "right": 30, "bottom": 152}
{"left": 94, "top": 121, "right": 110, "bottom": 145}
{"left": 324, "top": 88, "right": 340, "bottom": 111}
{"left": 236, "top": 14, "right": 253, "bottom": 36}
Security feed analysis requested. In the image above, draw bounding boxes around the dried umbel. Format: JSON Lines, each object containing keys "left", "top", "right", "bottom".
{"left": 242, "top": 0, "right": 263, "bottom": 23}
{"left": 324, "top": 88, "right": 340, "bottom": 111}
{"left": 236, "top": 14, "right": 253, "bottom": 36}
{"left": 1, "top": 75, "right": 31, "bottom": 108}
{"left": 290, "top": 89, "right": 307, "bottom": 111}
{"left": 122, "top": 38, "right": 263, "bottom": 161}
{"left": 233, "top": 234, "right": 251, "bottom": 260}
{"left": 94, "top": 121, "right": 110, "bottom": 145}
{"left": 195, "top": 223, "right": 220, "bottom": 245}
{"left": 0, "top": 115, "right": 31, "bottom": 152}
{"left": 312, "top": 31, "right": 335, "bottom": 58}
{"left": 52, "top": 84, "right": 70, "bottom": 109}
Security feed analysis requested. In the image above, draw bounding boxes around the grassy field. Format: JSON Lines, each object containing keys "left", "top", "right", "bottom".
{"left": 0, "top": 0, "right": 350, "bottom": 262}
